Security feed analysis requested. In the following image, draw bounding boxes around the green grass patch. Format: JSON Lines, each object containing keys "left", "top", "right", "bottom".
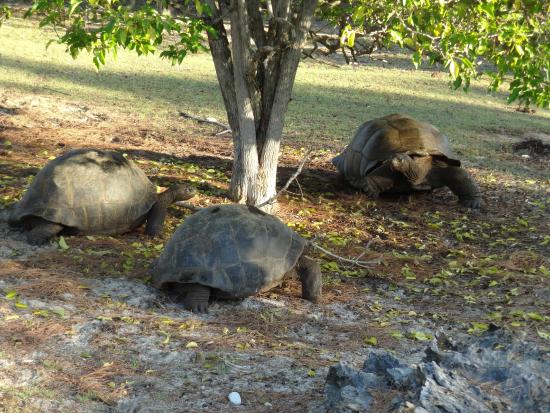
{"left": 0, "top": 17, "right": 549, "bottom": 160}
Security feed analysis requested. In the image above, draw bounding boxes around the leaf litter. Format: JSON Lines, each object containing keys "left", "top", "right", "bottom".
{"left": 0, "top": 91, "right": 548, "bottom": 412}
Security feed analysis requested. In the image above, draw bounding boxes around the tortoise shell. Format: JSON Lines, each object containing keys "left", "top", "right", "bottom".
{"left": 151, "top": 204, "right": 307, "bottom": 298}
{"left": 8, "top": 149, "right": 157, "bottom": 234}
{"left": 332, "top": 114, "right": 460, "bottom": 179}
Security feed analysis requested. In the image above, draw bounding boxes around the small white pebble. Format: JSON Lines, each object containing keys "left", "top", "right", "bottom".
{"left": 228, "top": 391, "right": 241, "bottom": 405}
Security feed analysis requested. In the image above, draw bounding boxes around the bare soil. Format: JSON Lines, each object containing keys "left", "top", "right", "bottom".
{"left": 0, "top": 92, "right": 549, "bottom": 412}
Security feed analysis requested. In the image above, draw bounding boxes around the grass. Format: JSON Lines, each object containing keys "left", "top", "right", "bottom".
{"left": 1, "top": 16, "right": 549, "bottom": 161}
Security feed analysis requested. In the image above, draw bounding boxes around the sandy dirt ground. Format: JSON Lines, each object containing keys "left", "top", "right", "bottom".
{"left": 0, "top": 92, "right": 548, "bottom": 412}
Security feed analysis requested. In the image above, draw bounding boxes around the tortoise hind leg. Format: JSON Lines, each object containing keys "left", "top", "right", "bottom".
{"left": 427, "top": 166, "right": 481, "bottom": 209}
{"left": 181, "top": 283, "right": 211, "bottom": 313}
{"left": 297, "top": 255, "right": 322, "bottom": 303}
{"left": 26, "top": 220, "right": 64, "bottom": 245}
{"left": 145, "top": 184, "right": 197, "bottom": 236}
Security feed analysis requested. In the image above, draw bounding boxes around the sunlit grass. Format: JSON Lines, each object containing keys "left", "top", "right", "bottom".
{"left": 1, "top": 17, "right": 549, "bottom": 162}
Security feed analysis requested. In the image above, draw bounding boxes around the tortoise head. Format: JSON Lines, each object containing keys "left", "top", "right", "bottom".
{"left": 390, "top": 153, "right": 414, "bottom": 173}
{"left": 171, "top": 184, "right": 198, "bottom": 201}
{"left": 390, "top": 153, "right": 433, "bottom": 185}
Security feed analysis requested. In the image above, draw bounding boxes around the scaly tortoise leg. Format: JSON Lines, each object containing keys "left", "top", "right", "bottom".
{"left": 427, "top": 166, "right": 481, "bottom": 209}
{"left": 296, "top": 255, "right": 322, "bottom": 303}
{"left": 181, "top": 283, "right": 211, "bottom": 313}
{"left": 26, "top": 220, "right": 64, "bottom": 245}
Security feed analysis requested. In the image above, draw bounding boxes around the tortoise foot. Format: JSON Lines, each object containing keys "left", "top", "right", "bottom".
{"left": 26, "top": 222, "right": 64, "bottom": 245}
{"left": 459, "top": 197, "right": 481, "bottom": 209}
{"left": 182, "top": 283, "right": 211, "bottom": 313}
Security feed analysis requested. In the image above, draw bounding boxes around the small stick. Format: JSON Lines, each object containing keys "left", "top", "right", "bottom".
{"left": 310, "top": 241, "right": 381, "bottom": 268}
{"left": 256, "top": 148, "right": 313, "bottom": 208}
{"left": 179, "top": 111, "right": 231, "bottom": 132}
{"left": 295, "top": 178, "right": 305, "bottom": 200}
{"left": 41, "top": 86, "right": 71, "bottom": 96}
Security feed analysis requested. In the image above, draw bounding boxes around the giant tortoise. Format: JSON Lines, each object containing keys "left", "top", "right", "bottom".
{"left": 151, "top": 204, "right": 322, "bottom": 313}
{"left": 7, "top": 148, "right": 196, "bottom": 244}
{"left": 332, "top": 114, "right": 481, "bottom": 208}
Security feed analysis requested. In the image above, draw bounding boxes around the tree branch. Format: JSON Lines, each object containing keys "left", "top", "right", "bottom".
{"left": 310, "top": 242, "right": 381, "bottom": 268}
{"left": 204, "top": 0, "right": 239, "bottom": 134}
{"left": 246, "top": 0, "right": 266, "bottom": 48}
{"left": 256, "top": 147, "right": 313, "bottom": 208}
{"left": 179, "top": 111, "right": 231, "bottom": 133}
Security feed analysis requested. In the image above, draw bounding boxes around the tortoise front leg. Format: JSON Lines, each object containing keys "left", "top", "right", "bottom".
{"left": 26, "top": 220, "right": 64, "bottom": 245}
{"left": 427, "top": 166, "right": 481, "bottom": 209}
{"left": 360, "top": 162, "right": 400, "bottom": 198}
{"left": 297, "top": 255, "right": 322, "bottom": 303}
{"left": 145, "top": 184, "right": 197, "bottom": 236}
{"left": 181, "top": 283, "right": 211, "bottom": 313}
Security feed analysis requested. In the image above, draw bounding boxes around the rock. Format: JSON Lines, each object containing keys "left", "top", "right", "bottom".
{"left": 228, "top": 391, "right": 241, "bottom": 405}
{"left": 323, "top": 331, "right": 550, "bottom": 412}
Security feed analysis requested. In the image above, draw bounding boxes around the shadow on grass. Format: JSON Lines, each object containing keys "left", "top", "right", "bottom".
{"left": 1, "top": 54, "right": 549, "bottom": 140}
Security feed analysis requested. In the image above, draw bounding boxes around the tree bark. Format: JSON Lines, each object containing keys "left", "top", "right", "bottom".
{"left": 207, "top": 0, "right": 318, "bottom": 208}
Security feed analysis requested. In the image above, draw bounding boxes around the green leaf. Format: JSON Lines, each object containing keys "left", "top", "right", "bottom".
{"left": 119, "top": 29, "right": 128, "bottom": 45}
{"left": 487, "top": 311, "right": 502, "bottom": 321}
{"left": 363, "top": 336, "right": 378, "bottom": 346}
{"left": 160, "top": 330, "right": 170, "bottom": 345}
{"left": 408, "top": 331, "right": 432, "bottom": 341}
{"left": 526, "top": 312, "right": 544, "bottom": 321}
{"left": 412, "top": 51, "right": 421, "bottom": 69}
{"left": 5, "top": 291, "right": 17, "bottom": 300}
{"left": 195, "top": 0, "right": 203, "bottom": 16}
{"left": 389, "top": 29, "right": 403, "bottom": 43}
{"left": 15, "top": 301, "right": 28, "bottom": 309}
{"left": 537, "top": 330, "right": 550, "bottom": 340}
{"left": 468, "top": 322, "right": 489, "bottom": 334}
{"left": 390, "top": 331, "right": 404, "bottom": 339}
{"left": 401, "top": 265, "right": 416, "bottom": 280}
{"left": 32, "top": 309, "right": 49, "bottom": 318}
{"left": 69, "top": 1, "right": 82, "bottom": 17}
{"left": 58, "top": 236, "right": 69, "bottom": 250}
{"left": 307, "top": 369, "right": 316, "bottom": 377}
{"left": 448, "top": 59, "right": 459, "bottom": 79}
{"left": 52, "top": 308, "right": 66, "bottom": 317}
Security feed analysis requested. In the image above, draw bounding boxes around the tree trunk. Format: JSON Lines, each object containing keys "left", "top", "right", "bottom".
{"left": 207, "top": 0, "right": 318, "bottom": 209}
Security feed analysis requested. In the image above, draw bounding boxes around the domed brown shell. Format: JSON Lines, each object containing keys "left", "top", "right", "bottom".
{"left": 332, "top": 114, "right": 460, "bottom": 179}
{"left": 8, "top": 149, "right": 157, "bottom": 234}
{"left": 152, "top": 204, "right": 307, "bottom": 298}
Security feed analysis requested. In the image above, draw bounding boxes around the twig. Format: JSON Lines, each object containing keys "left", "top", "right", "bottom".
{"left": 41, "top": 86, "right": 70, "bottom": 96}
{"left": 310, "top": 241, "right": 381, "bottom": 269}
{"left": 295, "top": 178, "right": 304, "bottom": 200}
{"left": 256, "top": 148, "right": 313, "bottom": 208}
{"left": 301, "top": 51, "right": 342, "bottom": 67}
{"left": 179, "top": 111, "right": 231, "bottom": 133}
